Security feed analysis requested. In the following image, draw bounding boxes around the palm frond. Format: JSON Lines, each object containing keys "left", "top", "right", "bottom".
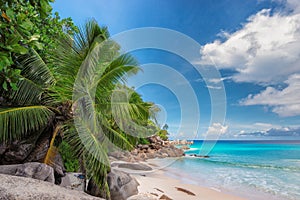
{"left": 95, "top": 54, "right": 140, "bottom": 95}
{"left": 9, "top": 49, "right": 55, "bottom": 105}
{"left": 110, "top": 88, "right": 151, "bottom": 138}
{"left": 20, "top": 49, "right": 55, "bottom": 86}
{"left": 0, "top": 106, "right": 54, "bottom": 143}
{"left": 75, "top": 19, "right": 110, "bottom": 55}
{"left": 62, "top": 122, "right": 110, "bottom": 199}
{"left": 73, "top": 95, "right": 110, "bottom": 165}
{"left": 10, "top": 78, "right": 44, "bottom": 105}
{"left": 84, "top": 151, "right": 110, "bottom": 199}
{"left": 103, "top": 125, "right": 134, "bottom": 151}
{"left": 50, "top": 21, "right": 112, "bottom": 103}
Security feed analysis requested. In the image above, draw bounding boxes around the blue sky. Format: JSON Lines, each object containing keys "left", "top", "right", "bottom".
{"left": 53, "top": 0, "right": 300, "bottom": 140}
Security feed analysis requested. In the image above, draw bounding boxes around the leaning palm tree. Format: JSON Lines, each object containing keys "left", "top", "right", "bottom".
{"left": 0, "top": 19, "right": 152, "bottom": 199}
{"left": 51, "top": 20, "right": 147, "bottom": 198}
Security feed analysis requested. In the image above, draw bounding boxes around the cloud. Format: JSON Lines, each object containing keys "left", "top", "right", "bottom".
{"left": 197, "top": 1, "right": 300, "bottom": 117}
{"left": 194, "top": 78, "right": 203, "bottom": 82}
{"left": 208, "top": 76, "right": 232, "bottom": 84}
{"left": 205, "top": 123, "right": 228, "bottom": 135}
{"left": 253, "top": 122, "right": 274, "bottom": 130}
{"left": 240, "top": 126, "right": 300, "bottom": 137}
{"left": 198, "top": 6, "right": 300, "bottom": 84}
{"left": 240, "top": 74, "right": 300, "bottom": 117}
{"left": 283, "top": 0, "right": 300, "bottom": 13}
{"left": 206, "top": 85, "right": 222, "bottom": 90}
{"left": 253, "top": 122, "right": 272, "bottom": 127}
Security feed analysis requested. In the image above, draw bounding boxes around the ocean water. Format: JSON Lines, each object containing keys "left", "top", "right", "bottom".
{"left": 165, "top": 140, "right": 300, "bottom": 200}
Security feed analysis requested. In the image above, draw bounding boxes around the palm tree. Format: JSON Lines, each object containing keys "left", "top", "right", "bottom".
{"left": 0, "top": 19, "right": 153, "bottom": 199}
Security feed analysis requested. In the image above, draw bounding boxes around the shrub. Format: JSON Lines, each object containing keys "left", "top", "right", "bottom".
{"left": 59, "top": 141, "right": 79, "bottom": 172}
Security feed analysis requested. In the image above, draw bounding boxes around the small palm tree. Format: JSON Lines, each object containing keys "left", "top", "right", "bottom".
{"left": 0, "top": 19, "right": 153, "bottom": 199}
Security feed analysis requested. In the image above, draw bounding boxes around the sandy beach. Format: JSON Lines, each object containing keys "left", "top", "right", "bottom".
{"left": 132, "top": 170, "right": 245, "bottom": 200}
{"left": 113, "top": 158, "right": 246, "bottom": 200}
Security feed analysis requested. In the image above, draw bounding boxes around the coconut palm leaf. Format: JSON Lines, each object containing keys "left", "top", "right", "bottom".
{"left": 9, "top": 49, "right": 55, "bottom": 105}
{"left": 10, "top": 78, "right": 44, "bottom": 105}
{"left": 94, "top": 54, "right": 140, "bottom": 98}
{"left": 0, "top": 106, "right": 54, "bottom": 142}
{"left": 110, "top": 89, "right": 150, "bottom": 138}
{"left": 61, "top": 121, "right": 110, "bottom": 198}
{"left": 20, "top": 49, "right": 55, "bottom": 87}
{"left": 75, "top": 19, "right": 110, "bottom": 55}
{"left": 84, "top": 152, "right": 110, "bottom": 199}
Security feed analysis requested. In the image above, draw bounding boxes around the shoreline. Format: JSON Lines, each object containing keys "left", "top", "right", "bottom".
{"left": 123, "top": 158, "right": 246, "bottom": 200}
{"left": 130, "top": 167, "right": 246, "bottom": 200}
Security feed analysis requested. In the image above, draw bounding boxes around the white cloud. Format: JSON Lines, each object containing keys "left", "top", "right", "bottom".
{"left": 240, "top": 74, "right": 300, "bottom": 116}
{"left": 206, "top": 85, "right": 222, "bottom": 90}
{"left": 239, "top": 126, "right": 300, "bottom": 137}
{"left": 199, "top": 7, "right": 300, "bottom": 84}
{"left": 208, "top": 77, "right": 232, "bottom": 84}
{"left": 198, "top": 1, "right": 300, "bottom": 117}
{"left": 284, "top": 0, "right": 300, "bottom": 13}
{"left": 253, "top": 122, "right": 274, "bottom": 130}
{"left": 253, "top": 122, "right": 272, "bottom": 127}
{"left": 205, "top": 123, "right": 228, "bottom": 135}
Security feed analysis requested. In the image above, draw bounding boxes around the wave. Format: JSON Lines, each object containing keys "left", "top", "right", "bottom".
{"left": 187, "top": 157, "right": 300, "bottom": 172}
{"left": 184, "top": 148, "right": 199, "bottom": 151}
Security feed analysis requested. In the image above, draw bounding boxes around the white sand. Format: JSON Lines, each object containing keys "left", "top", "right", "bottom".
{"left": 132, "top": 171, "right": 246, "bottom": 200}
{"left": 126, "top": 158, "right": 246, "bottom": 200}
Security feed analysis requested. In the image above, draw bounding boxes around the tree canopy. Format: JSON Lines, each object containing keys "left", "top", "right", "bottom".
{"left": 0, "top": 0, "right": 77, "bottom": 91}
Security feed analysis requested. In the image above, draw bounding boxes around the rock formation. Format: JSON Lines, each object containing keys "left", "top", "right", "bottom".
{"left": 0, "top": 173, "right": 103, "bottom": 200}
{"left": 0, "top": 162, "right": 55, "bottom": 183}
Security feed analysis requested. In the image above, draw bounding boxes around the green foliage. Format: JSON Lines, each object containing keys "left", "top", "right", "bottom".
{"left": 0, "top": 106, "right": 53, "bottom": 143}
{"left": 157, "top": 129, "right": 169, "bottom": 141}
{"left": 0, "top": 0, "right": 77, "bottom": 91}
{"left": 52, "top": 20, "right": 155, "bottom": 198}
{"left": 0, "top": 13, "right": 160, "bottom": 199}
{"left": 138, "top": 137, "right": 150, "bottom": 145}
{"left": 59, "top": 141, "right": 79, "bottom": 172}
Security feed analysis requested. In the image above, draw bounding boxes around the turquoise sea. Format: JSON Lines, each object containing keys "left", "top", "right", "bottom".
{"left": 166, "top": 140, "right": 300, "bottom": 200}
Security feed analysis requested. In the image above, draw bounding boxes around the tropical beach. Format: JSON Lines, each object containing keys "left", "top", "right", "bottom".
{"left": 1, "top": 0, "right": 300, "bottom": 200}
{"left": 131, "top": 168, "right": 246, "bottom": 200}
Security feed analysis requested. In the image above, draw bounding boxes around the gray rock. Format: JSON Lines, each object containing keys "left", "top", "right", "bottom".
{"left": 147, "top": 135, "right": 164, "bottom": 144}
{"left": 136, "top": 153, "right": 147, "bottom": 161}
{"left": 53, "top": 152, "right": 66, "bottom": 177}
{"left": 3, "top": 142, "right": 34, "bottom": 163}
{"left": 108, "top": 169, "right": 139, "bottom": 200}
{"left": 0, "top": 162, "right": 55, "bottom": 183}
{"left": 86, "top": 178, "right": 107, "bottom": 199}
{"left": 25, "top": 133, "right": 49, "bottom": 163}
{"left": 116, "top": 163, "right": 152, "bottom": 171}
{"left": 0, "top": 143, "right": 8, "bottom": 155}
{"left": 180, "top": 145, "right": 190, "bottom": 150}
{"left": 131, "top": 149, "right": 138, "bottom": 156}
{"left": 174, "top": 148, "right": 184, "bottom": 157}
{"left": 61, "top": 172, "right": 86, "bottom": 191}
{"left": 161, "top": 153, "right": 169, "bottom": 158}
{"left": 108, "top": 151, "right": 125, "bottom": 159}
{"left": 145, "top": 152, "right": 156, "bottom": 159}
{"left": 0, "top": 173, "right": 103, "bottom": 200}
{"left": 141, "top": 145, "right": 149, "bottom": 150}
{"left": 0, "top": 133, "right": 41, "bottom": 165}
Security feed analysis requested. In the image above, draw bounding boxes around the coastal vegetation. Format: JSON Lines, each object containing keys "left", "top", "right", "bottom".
{"left": 0, "top": 0, "right": 162, "bottom": 199}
